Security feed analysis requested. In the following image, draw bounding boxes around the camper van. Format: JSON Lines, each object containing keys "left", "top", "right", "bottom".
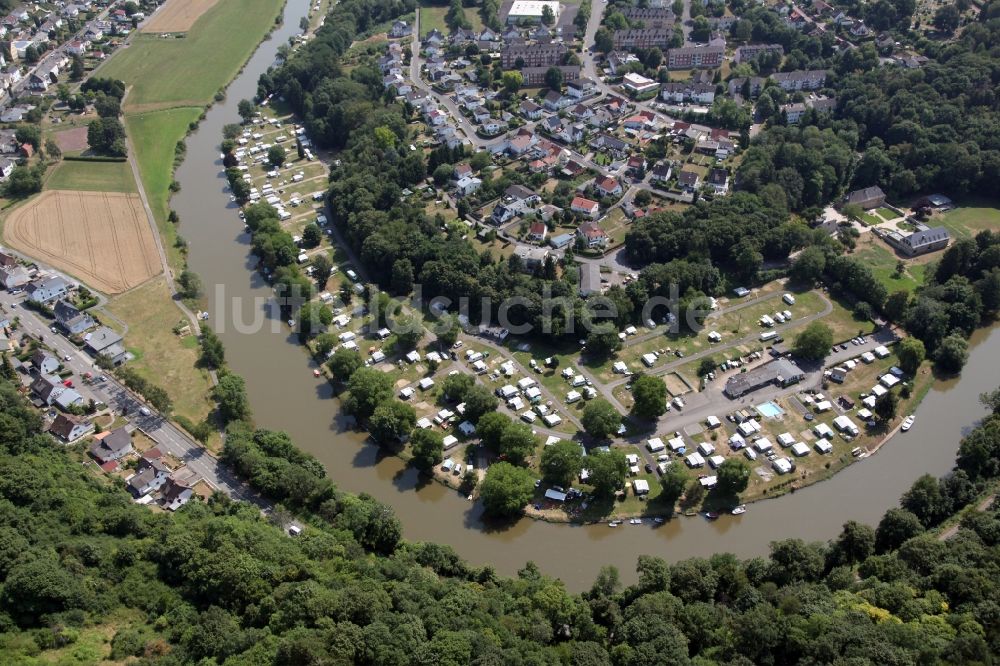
{"left": 760, "top": 330, "right": 778, "bottom": 342}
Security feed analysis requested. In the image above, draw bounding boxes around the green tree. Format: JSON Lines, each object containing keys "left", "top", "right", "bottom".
{"left": 369, "top": 400, "right": 416, "bottom": 444}
{"left": 480, "top": 462, "right": 535, "bottom": 517}
{"left": 297, "top": 302, "right": 332, "bottom": 338}
{"left": 830, "top": 520, "right": 876, "bottom": 566}
{"left": 631, "top": 375, "right": 667, "bottom": 420}
{"left": 544, "top": 66, "right": 564, "bottom": 92}
{"left": 268, "top": 145, "right": 286, "bottom": 167}
{"left": 441, "top": 373, "right": 474, "bottom": 402}
{"left": 793, "top": 322, "right": 833, "bottom": 360}
{"left": 391, "top": 258, "right": 414, "bottom": 295}
{"left": 237, "top": 99, "right": 256, "bottom": 123}
{"left": 715, "top": 458, "right": 750, "bottom": 497}
{"left": 499, "top": 422, "right": 537, "bottom": 464}
{"left": 302, "top": 223, "right": 322, "bottom": 248}
{"left": 933, "top": 3, "right": 960, "bottom": 31}
{"left": 587, "top": 450, "right": 628, "bottom": 497}
{"left": 69, "top": 55, "right": 85, "bottom": 81}
{"left": 435, "top": 315, "right": 460, "bottom": 350}
{"left": 393, "top": 314, "right": 422, "bottom": 351}
{"left": 541, "top": 3, "right": 555, "bottom": 25}
{"left": 875, "top": 507, "right": 925, "bottom": 552}
{"left": 884, "top": 290, "right": 910, "bottom": 324}
{"left": 586, "top": 323, "right": 622, "bottom": 359}
{"left": 593, "top": 27, "right": 614, "bottom": 53}
{"left": 214, "top": 374, "right": 251, "bottom": 423}
{"left": 199, "top": 327, "right": 226, "bottom": 370}
{"left": 344, "top": 367, "right": 393, "bottom": 420}
{"left": 697, "top": 357, "right": 717, "bottom": 377}
{"left": 477, "top": 411, "right": 512, "bottom": 451}
{"left": 581, "top": 399, "right": 621, "bottom": 440}
{"left": 327, "top": 347, "right": 362, "bottom": 381}
{"left": 177, "top": 269, "right": 203, "bottom": 299}
{"left": 934, "top": 334, "right": 968, "bottom": 373}
{"left": 540, "top": 439, "right": 583, "bottom": 487}
{"left": 874, "top": 391, "right": 899, "bottom": 422}
{"left": 463, "top": 385, "right": 499, "bottom": 424}
{"left": 0, "top": 355, "right": 16, "bottom": 381}
{"left": 410, "top": 428, "right": 444, "bottom": 470}
{"left": 659, "top": 462, "right": 688, "bottom": 508}
{"left": 501, "top": 70, "right": 523, "bottom": 94}
{"left": 311, "top": 253, "right": 333, "bottom": 287}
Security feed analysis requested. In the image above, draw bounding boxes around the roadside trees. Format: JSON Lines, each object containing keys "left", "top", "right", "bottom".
{"left": 586, "top": 323, "right": 622, "bottom": 359}
{"left": 462, "top": 385, "right": 499, "bottom": 424}
{"left": 793, "top": 322, "right": 833, "bottom": 360}
{"left": 581, "top": 399, "right": 622, "bottom": 440}
{"left": 631, "top": 375, "right": 668, "bottom": 420}
{"left": 540, "top": 440, "right": 583, "bottom": 487}
{"left": 327, "top": 347, "right": 362, "bottom": 381}
{"left": 441, "top": 373, "right": 474, "bottom": 402}
{"left": 214, "top": 374, "right": 251, "bottom": 424}
{"left": 480, "top": 462, "right": 535, "bottom": 517}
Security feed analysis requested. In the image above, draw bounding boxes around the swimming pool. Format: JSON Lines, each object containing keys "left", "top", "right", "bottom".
{"left": 756, "top": 401, "right": 785, "bottom": 418}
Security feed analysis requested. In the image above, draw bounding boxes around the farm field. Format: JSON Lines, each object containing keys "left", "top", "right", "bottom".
{"left": 2, "top": 190, "right": 160, "bottom": 294}
{"left": 46, "top": 160, "right": 137, "bottom": 193}
{"left": 99, "top": 0, "right": 285, "bottom": 110}
{"left": 142, "top": 0, "right": 220, "bottom": 33}
{"left": 50, "top": 126, "right": 90, "bottom": 155}
{"left": 106, "top": 278, "right": 216, "bottom": 430}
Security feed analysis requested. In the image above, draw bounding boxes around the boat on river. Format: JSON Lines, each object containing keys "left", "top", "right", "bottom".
{"left": 732, "top": 505, "right": 747, "bottom": 515}
{"left": 901, "top": 415, "right": 915, "bottom": 432}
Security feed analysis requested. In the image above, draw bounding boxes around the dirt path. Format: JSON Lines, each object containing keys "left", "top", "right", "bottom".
{"left": 938, "top": 494, "right": 996, "bottom": 540}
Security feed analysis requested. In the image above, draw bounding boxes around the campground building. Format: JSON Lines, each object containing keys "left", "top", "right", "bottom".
{"left": 724, "top": 358, "right": 804, "bottom": 398}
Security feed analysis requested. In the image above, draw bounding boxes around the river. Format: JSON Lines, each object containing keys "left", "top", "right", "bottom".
{"left": 172, "top": 0, "right": 999, "bottom": 591}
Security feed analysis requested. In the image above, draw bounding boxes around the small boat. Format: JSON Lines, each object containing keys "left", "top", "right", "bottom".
{"left": 630, "top": 518, "right": 642, "bottom": 525}
{"left": 704, "top": 512, "right": 719, "bottom": 520}
{"left": 313, "top": 369, "right": 321, "bottom": 377}
{"left": 731, "top": 505, "right": 747, "bottom": 515}
{"left": 901, "top": 415, "right": 915, "bottom": 432}
{"left": 608, "top": 521, "right": 620, "bottom": 528}
{"left": 653, "top": 517, "right": 665, "bottom": 524}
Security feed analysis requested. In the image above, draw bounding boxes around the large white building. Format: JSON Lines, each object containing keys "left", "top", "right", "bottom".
{"left": 506, "top": 0, "right": 561, "bottom": 24}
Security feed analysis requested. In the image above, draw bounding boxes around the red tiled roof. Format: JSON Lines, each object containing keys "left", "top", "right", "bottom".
{"left": 100, "top": 461, "right": 118, "bottom": 473}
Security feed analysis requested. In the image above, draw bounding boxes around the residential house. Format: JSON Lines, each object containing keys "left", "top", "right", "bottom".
{"left": 568, "top": 103, "right": 594, "bottom": 122}
{"left": 389, "top": 20, "right": 412, "bottom": 38}
{"left": 623, "top": 110, "right": 654, "bottom": 129}
{"left": 0, "top": 157, "right": 13, "bottom": 180}
{"left": 620, "top": 7, "right": 676, "bottom": 29}
{"left": 31, "top": 350, "right": 60, "bottom": 375}
{"left": 677, "top": 170, "right": 700, "bottom": 191}
{"left": 513, "top": 245, "right": 550, "bottom": 271}
{"left": 84, "top": 326, "right": 127, "bottom": 365}
{"left": 0, "top": 265, "right": 28, "bottom": 290}
{"left": 734, "top": 43, "right": 783, "bottom": 64}
{"left": 454, "top": 175, "right": 482, "bottom": 198}
{"left": 541, "top": 114, "right": 563, "bottom": 135}
{"left": 0, "top": 250, "right": 15, "bottom": 268}
{"left": 579, "top": 262, "right": 602, "bottom": 296}
{"left": 519, "top": 99, "right": 543, "bottom": 120}
{"left": 49, "top": 413, "right": 94, "bottom": 443}
{"left": 25, "top": 275, "right": 69, "bottom": 304}
{"left": 595, "top": 176, "right": 623, "bottom": 198}
{"left": 127, "top": 455, "right": 171, "bottom": 498}
{"left": 161, "top": 477, "right": 194, "bottom": 511}
{"left": 423, "top": 28, "right": 445, "bottom": 47}
{"left": 667, "top": 45, "right": 723, "bottom": 69}
{"left": 607, "top": 50, "right": 639, "bottom": 75}
{"left": 500, "top": 42, "right": 566, "bottom": 69}
{"left": 542, "top": 89, "right": 572, "bottom": 111}
{"left": 727, "top": 76, "right": 766, "bottom": 98}
{"left": 661, "top": 82, "right": 715, "bottom": 104}
{"left": 577, "top": 221, "right": 609, "bottom": 248}
{"left": 771, "top": 69, "right": 827, "bottom": 91}
{"left": 627, "top": 154, "right": 647, "bottom": 175}
{"left": 527, "top": 221, "right": 548, "bottom": 242}
{"left": 89, "top": 427, "right": 133, "bottom": 463}
{"left": 570, "top": 196, "right": 600, "bottom": 219}
{"left": 884, "top": 226, "right": 951, "bottom": 257}
{"left": 521, "top": 65, "right": 579, "bottom": 87}
{"left": 589, "top": 133, "right": 629, "bottom": 158}
{"left": 781, "top": 95, "right": 836, "bottom": 124}
{"left": 650, "top": 162, "right": 672, "bottom": 184}
{"left": 613, "top": 28, "right": 672, "bottom": 50}
{"left": 707, "top": 168, "right": 729, "bottom": 194}
{"left": 841, "top": 185, "right": 885, "bottom": 210}
{"left": 566, "top": 77, "right": 596, "bottom": 98}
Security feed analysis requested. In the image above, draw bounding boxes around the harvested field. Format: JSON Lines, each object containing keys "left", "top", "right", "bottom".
{"left": 142, "top": 0, "right": 220, "bottom": 33}
{"left": 3, "top": 190, "right": 161, "bottom": 294}
{"left": 51, "top": 126, "right": 89, "bottom": 153}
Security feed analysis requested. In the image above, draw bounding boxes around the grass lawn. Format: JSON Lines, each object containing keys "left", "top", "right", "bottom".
{"left": 937, "top": 204, "right": 1000, "bottom": 239}
{"left": 45, "top": 160, "right": 137, "bottom": 193}
{"left": 99, "top": 0, "right": 286, "bottom": 110}
{"left": 875, "top": 206, "right": 899, "bottom": 221}
{"left": 105, "top": 277, "right": 216, "bottom": 431}
{"left": 852, "top": 239, "right": 925, "bottom": 295}
{"left": 125, "top": 107, "right": 202, "bottom": 269}
{"left": 859, "top": 212, "right": 881, "bottom": 226}
{"left": 418, "top": 4, "right": 483, "bottom": 37}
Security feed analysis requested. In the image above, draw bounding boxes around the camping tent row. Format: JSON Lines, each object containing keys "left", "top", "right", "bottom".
{"left": 698, "top": 441, "right": 715, "bottom": 456}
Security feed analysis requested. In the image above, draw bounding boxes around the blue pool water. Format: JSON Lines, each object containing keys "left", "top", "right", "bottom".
{"left": 756, "top": 401, "right": 785, "bottom": 418}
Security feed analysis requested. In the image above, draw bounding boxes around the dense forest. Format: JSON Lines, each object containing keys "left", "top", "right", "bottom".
{"left": 3, "top": 373, "right": 1000, "bottom": 663}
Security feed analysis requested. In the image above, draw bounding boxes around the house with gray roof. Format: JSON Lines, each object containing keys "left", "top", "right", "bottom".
{"left": 54, "top": 300, "right": 96, "bottom": 335}
{"left": 25, "top": 275, "right": 68, "bottom": 304}
{"left": 724, "top": 358, "right": 804, "bottom": 398}
{"left": 885, "top": 226, "right": 950, "bottom": 257}
{"left": 89, "top": 427, "right": 133, "bottom": 464}
{"left": 49, "top": 413, "right": 94, "bottom": 443}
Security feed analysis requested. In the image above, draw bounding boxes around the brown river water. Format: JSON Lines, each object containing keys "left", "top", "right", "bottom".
{"left": 172, "top": 0, "right": 998, "bottom": 590}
